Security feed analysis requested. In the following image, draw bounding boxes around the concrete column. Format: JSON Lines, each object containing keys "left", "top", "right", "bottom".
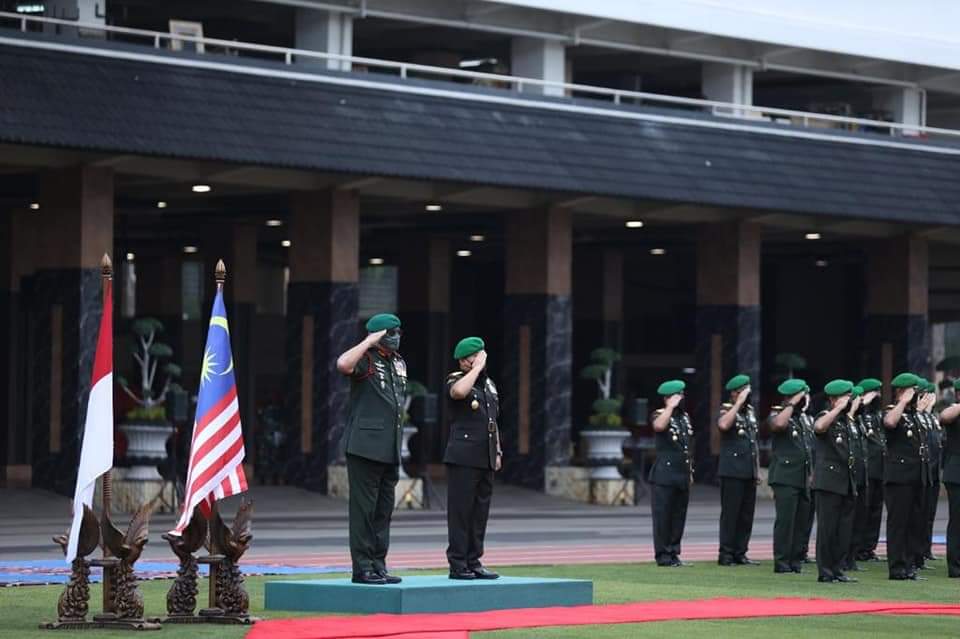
{"left": 295, "top": 8, "right": 353, "bottom": 72}
{"left": 228, "top": 225, "right": 258, "bottom": 479}
{"left": 872, "top": 87, "right": 924, "bottom": 133}
{"left": 510, "top": 37, "right": 566, "bottom": 97}
{"left": 502, "top": 207, "right": 572, "bottom": 489}
{"left": 702, "top": 62, "right": 753, "bottom": 115}
{"left": 286, "top": 189, "right": 359, "bottom": 491}
{"left": 864, "top": 234, "right": 929, "bottom": 398}
{"left": 693, "top": 221, "right": 761, "bottom": 483}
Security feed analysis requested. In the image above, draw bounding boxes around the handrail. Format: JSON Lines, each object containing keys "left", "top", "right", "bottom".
{"left": 2, "top": 10, "right": 958, "bottom": 141}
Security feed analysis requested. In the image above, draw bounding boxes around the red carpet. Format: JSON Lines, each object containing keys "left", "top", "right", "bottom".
{"left": 247, "top": 597, "right": 960, "bottom": 639}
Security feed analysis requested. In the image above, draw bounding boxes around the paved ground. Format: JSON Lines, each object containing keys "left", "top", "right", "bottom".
{"left": 0, "top": 483, "right": 948, "bottom": 569}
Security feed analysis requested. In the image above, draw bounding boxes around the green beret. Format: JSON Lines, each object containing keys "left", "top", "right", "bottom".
{"left": 857, "top": 378, "right": 882, "bottom": 393}
{"left": 916, "top": 378, "right": 930, "bottom": 393}
{"left": 891, "top": 372, "right": 918, "bottom": 388}
{"left": 777, "top": 379, "right": 806, "bottom": 396}
{"left": 454, "top": 336, "right": 485, "bottom": 360}
{"left": 924, "top": 380, "right": 936, "bottom": 393}
{"left": 725, "top": 374, "right": 750, "bottom": 392}
{"left": 799, "top": 379, "right": 811, "bottom": 392}
{"left": 657, "top": 380, "right": 685, "bottom": 396}
{"left": 954, "top": 379, "right": 960, "bottom": 391}
{"left": 824, "top": 379, "right": 854, "bottom": 396}
{"left": 365, "top": 313, "right": 400, "bottom": 332}
{"left": 852, "top": 385, "right": 864, "bottom": 397}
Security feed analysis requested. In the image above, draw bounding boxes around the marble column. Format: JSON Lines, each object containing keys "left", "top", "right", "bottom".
{"left": 28, "top": 166, "right": 114, "bottom": 493}
{"left": 693, "top": 221, "right": 761, "bottom": 484}
{"left": 864, "top": 234, "right": 929, "bottom": 397}
{"left": 502, "top": 207, "right": 572, "bottom": 489}
{"left": 286, "top": 189, "right": 359, "bottom": 492}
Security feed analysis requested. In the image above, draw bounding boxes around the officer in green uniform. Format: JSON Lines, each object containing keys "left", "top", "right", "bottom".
{"left": 856, "top": 378, "right": 885, "bottom": 562}
{"left": 939, "top": 379, "right": 960, "bottom": 578}
{"left": 919, "top": 380, "right": 943, "bottom": 565}
{"left": 444, "top": 337, "right": 502, "bottom": 580}
{"left": 812, "top": 379, "right": 858, "bottom": 583}
{"left": 335, "top": 313, "right": 407, "bottom": 585}
{"left": 767, "top": 378, "right": 812, "bottom": 574}
{"left": 717, "top": 374, "right": 760, "bottom": 566}
{"left": 883, "top": 372, "right": 928, "bottom": 580}
{"left": 649, "top": 379, "right": 694, "bottom": 567}
{"left": 797, "top": 380, "right": 817, "bottom": 564}
{"left": 845, "top": 385, "right": 869, "bottom": 572}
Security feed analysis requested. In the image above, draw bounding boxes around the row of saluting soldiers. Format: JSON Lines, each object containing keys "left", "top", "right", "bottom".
{"left": 649, "top": 372, "right": 960, "bottom": 583}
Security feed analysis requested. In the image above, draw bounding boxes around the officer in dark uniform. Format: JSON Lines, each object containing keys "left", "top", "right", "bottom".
{"left": 856, "top": 378, "right": 885, "bottom": 562}
{"left": 717, "top": 374, "right": 760, "bottom": 566}
{"left": 768, "top": 378, "right": 812, "bottom": 574}
{"left": 649, "top": 379, "right": 694, "bottom": 567}
{"left": 845, "top": 385, "right": 869, "bottom": 572}
{"left": 797, "top": 381, "right": 817, "bottom": 565}
{"left": 940, "top": 379, "right": 960, "bottom": 578}
{"left": 336, "top": 313, "right": 407, "bottom": 585}
{"left": 444, "top": 337, "right": 502, "bottom": 580}
{"left": 919, "top": 380, "right": 943, "bottom": 565}
{"left": 812, "top": 379, "right": 857, "bottom": 583}
{"left": 883, "top": 372, "right": 928, "bottom": 580}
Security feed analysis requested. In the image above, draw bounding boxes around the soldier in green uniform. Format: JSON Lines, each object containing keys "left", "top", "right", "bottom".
{"left": 444, "top": 337, "right": 502, "bottom": 580}
{"left": 717, "top": 374, "right": 760, "bottom": 566}
{"left": 919, "top": 380, "right": 943, "bottom": 566}
{"left": 856, "top": 378, "right": 885, "bottom": 562}
{"left": 767, "top": 378, "right": 812, "bottom": 574}
{"left": 939, "top": 379, "right": 960, "bottom": 578}
{"left": 883, "top": 372, "right": 928, "bottom": 580}
{"left": 650, "top": 379, "right": 694, "bottom": 567}
{"left": 797, "top": 380, "right": 817, "bottom": 565}
{"left": 813, "top": 379, "right": 858, "bottom": 583}
{"left": 335, "top": 313, "right": 407, "bottom": 585}
{"left": 844, "top": 385, "right": 869, "bottom": 572}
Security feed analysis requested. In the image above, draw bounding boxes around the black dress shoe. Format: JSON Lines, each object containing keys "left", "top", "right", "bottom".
{"left": 735, "top": 557, "right": 760, "bottom": 566}
{"left": 670, "top": 560, "right": 692, "bottom": 567}
{"left": 472, "top": 566, "right": 499, "bottom": 580}
{"left": 718, "top": 558, "right": 736, "bottom": 566}
{"left": 791, "top": 566, "right": 803, "bottom": 574}
{"left": 802, "top": 557, "right": 815, "bottom": 564}
{"left": 774, "top": 563, "right": 793, "bottom": 574}
{"left": 352, "top": 571, "right": 387, "bottom": 585}
{"left": 449, "top": 569, "right": 477, "bottom": 580}
{"left": 948, "top": 572, "right": 960, "bottom": 578}
{"left": 834, "top": 575, "right": 858, "bottom": 583}
{"left": 925, "top": 552, "right": 939, "bottom": 561}
{"left": 377, "top": 570, "right": 402, "bottom": 584}
{"left": 889, "top": 574, "right": 910, "bottom": 580}
{"left": 817, "top": 575, "right": 835, "bottom": 583}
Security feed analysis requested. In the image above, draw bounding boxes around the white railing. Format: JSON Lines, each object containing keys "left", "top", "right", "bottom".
{"left": 2, "top": 10, "right": 959, "bottom": 143}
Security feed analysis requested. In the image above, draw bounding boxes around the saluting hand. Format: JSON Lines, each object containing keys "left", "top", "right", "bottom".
{"left": 737, "top": 386, "right": 752, "bottom": 405}
{"left": 789, "top": 392, "right": 804, "bottom": 407}
{"left": 366, "top": 329, "right": 387, "bottom": 345}
{"left": 901, "top": 387, "right": 916, "bottom": 405}
{"left": 473, "top": 350, "right": 488, "bottom": 371}
{"left": 836, "top": 395, "right": 850, "bottom": 412}
{"left": 665, "top": 394, "right": 683, "bottom": 409}
{"left": 495, "top": 454, "right": 502, "bottom": 471}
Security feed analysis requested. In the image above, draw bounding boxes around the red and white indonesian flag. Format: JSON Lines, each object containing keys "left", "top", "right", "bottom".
{"left": 66, "top": 277, "right": 113, "bottom": 563}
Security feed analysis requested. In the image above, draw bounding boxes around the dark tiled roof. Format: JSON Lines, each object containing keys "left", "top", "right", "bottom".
{"left": 2, "top": 41, "right": 960, "bottom": 224}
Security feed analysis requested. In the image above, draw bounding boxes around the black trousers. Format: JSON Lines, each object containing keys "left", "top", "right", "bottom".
{"left": 446, "top": 463, "right": 494, "bottom": 572}
{"left": 772, "top": 484, "right": 810, "bottom": 571}
{"left": 346, "top": 453, "right": 399, "bottom": 575}
{"left": 719, "top": 477, "right": 757, "bottom": 561}
{"left": 862, "top": 477, "right": 884, "bottom": 556}
{"left": 651, "top": 483, "right": 690, "bottom": 565}
{"left": 884, "top": 481, "right": 926, "bottom": 578}
{"left": 815, "top": 489, "right": 854, "bottom": 580}
{"left": 946, "top": 482, "right": 960, "bottom": 577}
{"left": 848, "top": 482, "right": 869, "bottom": 566}
{"left": 800, "top": 490, "right": 816, "bottom": 559}
{"left": 925, "top": 478, "right": 941, "bottom": 557}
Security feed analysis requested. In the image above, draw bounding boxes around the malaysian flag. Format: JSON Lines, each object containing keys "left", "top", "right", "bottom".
{"left": 170, "top": 286, "right": 247, "bottom": 535}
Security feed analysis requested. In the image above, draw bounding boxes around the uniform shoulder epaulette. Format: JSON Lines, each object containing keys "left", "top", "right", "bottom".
{"left": 884, "top": 404, "right": 895, "bottom": 410}
{"left": 721, "top": 402, "right": 733, "bottom": 410}
{"left": 446, "top": 371, "right": 464, "bottom": 381}
{"left": 653, "top": 408, "right": 664, "bottom": 417}
{"left": 770, "top": 405, "right": 783, "bottom": 412}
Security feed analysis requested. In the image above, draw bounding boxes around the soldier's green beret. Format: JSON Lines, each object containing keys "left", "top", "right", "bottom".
{"left": 725, "top": 374, "right": 750, "bottom": 391}
{"left": 916, "top": 378, "right": 930, "bottom": 393}
{"left": 891, "top": 372, "right": 918, "bottom": 388}
{"left": 954, "top": 379, "right": 960, "bottom": 391}
{"left": 454, "top": 336, "right": 485, "bottom": 360}
{"left": 799, "top": 379, "right": 811, "bottom": 392}
{"left": 777, "top": 379, "right": 806, "bottom": 396}
{"left": 925, "top": 380, "right": 937, "bottom": 393}
{"left": 824, "top": 379, "right": 854, "bottom": 396}
{"left": 657, "top": 380, "right": 685, "bottom": 395}
{"left": 365, "top": 313, "right": 400, "bottom": 332}
{"left": 852, "top": 385, "right": 864, "bottom": 397}
{"left": 857, "top": 378, "right": 882, "bottom": 393}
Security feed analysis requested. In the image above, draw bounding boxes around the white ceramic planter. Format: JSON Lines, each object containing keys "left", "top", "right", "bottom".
{"left": 399, "top": 424, "right": 418, "bottom": 479}
{"left": 580, "top": 429, "right": 629, "bottom": 479}
{"left": 120, "top": 421, "right": 174, "bottom": 480}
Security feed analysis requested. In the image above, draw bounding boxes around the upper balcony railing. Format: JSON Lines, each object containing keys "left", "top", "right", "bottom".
{"left": 3, "top": 10, "right": 960, "bottom": 145}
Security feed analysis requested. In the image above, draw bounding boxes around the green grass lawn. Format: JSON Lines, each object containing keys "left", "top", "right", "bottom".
{"left": 1, "top": 562, "right": 956, "bottom": 638}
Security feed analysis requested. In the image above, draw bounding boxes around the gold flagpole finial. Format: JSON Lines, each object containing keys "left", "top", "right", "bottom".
{"left": 215, "top": 259, "right": 226, "bottom": 289}
{"left": 101, "top": 253, "right": 112, "bottom": 280}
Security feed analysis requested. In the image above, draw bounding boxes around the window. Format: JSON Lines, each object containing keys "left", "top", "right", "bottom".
{"left": 181, "top": 261, "right": 204, "bottom": 321}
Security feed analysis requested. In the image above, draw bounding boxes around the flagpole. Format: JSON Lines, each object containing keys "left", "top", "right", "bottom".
{"left": 100, "top": 253, "right": 114, "bottom": 541}
{"left": 207, "top": 259, "right": 227, "bottom": 614}
{"left": 210, "top": 258, "right": 226, "bottom": 538}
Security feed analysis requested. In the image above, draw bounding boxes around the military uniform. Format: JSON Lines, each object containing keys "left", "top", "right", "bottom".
{"left": 920, "top": 394, "right": 943, "bottom": 564}
{"left": 649, "top": 387, "right": 694, "bottom": 567}
{"left": 859, "top": 396, "right": 886, "bottom": 561}
{"left": 943, "top": 387, "right": 960, "bottom": 578}
{"left": 798, "top": 408, "right": 817, "bottom": 562}
{"left": 767, "top": 386, "right": 812, "bottom": 574}
{"left": 345, "top": 332, "right": 407, "bottom": 579}
{"left": 717, "top": 376, "right": 760, "bottom": 565}
{"left": 846, "top": 405, "right": 869, "bottom": 570}
{"left": 444, "top": 367, "right": 500, "bottom": 576}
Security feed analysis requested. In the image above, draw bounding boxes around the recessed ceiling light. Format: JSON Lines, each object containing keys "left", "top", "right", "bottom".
{"left": 156, "top": 201, "right": 167, "bottom": 209}
{"left": 625, "top": 220, "right": 644, "bottom": 228}
{"left": 369, "top": 257, "right": 385, "bottom": 265}
{"left": 815, "top": 259, "right": 828, "bottom": 267}
{"left": 650, "top": 248, "right": 666, "bottom": 255}
{"left": 192, "top": 184, "right": 211, "bottom": 193}
{"left": 265, "top": 219, "right": 283, "bottom": 227}
{"left": 470, "top": 234, "right": 486, "bottom": 242}
{"left": 456, "top": 250, "right": 472, "bottom": 257}
{"left": 281, "top": 240, "right": 292, "bottom": 248}
{"left": 29, "top": 202, "right": 39, "bottom": 210}
{"left": 682, "top": 367, "right": 696, "bottom": 374}
{"left": 805, "top": 232, "right": 821, "bottom": 240}
{"left": 126, "top": 252, "right": 135, "bottom": 261}
{"left": 425, "top": 203, "right": 443, "bottom": 212}
{"left": 183, "top": 245, "right": 198, "bottom": 254}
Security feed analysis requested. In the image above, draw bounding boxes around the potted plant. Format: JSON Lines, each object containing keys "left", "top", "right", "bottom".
{"left": 399, "top": 380, "right": 428, "bottom": 479}
{"left": 116, "top": 317, "right": 182, "bottom": 481}
{"left": 578, "top": 348, "right": 628, "bottom": 479}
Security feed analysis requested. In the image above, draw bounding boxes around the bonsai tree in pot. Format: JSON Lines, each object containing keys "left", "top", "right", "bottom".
{"left": 579, "top": 348, "right": 627, "bottom": 479}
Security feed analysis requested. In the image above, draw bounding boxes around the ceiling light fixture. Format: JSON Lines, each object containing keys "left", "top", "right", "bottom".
{"left": 805, "top": 232, "right": 821, "bottom": 240}
{"left": 192, "top": 184, "right": 211, "bottom": 193}
{"left": 183, "top": 245, "right": 198, "bottom": 254}
{"left": 650, "top": 248, "right": 666, "bottom": 255}
{"left": 369, "top": 258, "right": 385, "bottom": 266}
{"left": 456, "top": 250, "right": 472, "bottom": 257}
{"left": 425, "top": 203, "right": 443, "bottom": 212}
{"left": 625, "top": 220, "right": 644, "bottom": 228}
{"left": 265, "top": 219, "right": 283, "bottom": 227}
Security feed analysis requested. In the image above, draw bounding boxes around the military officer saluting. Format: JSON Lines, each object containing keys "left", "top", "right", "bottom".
{"left": 336, "top": 313, "right": 407, "bottom": 585}
{"left": 919, "top": 380, "right": 943, "bottom": 566}
{"left": 939, "top": 379, "right": 960, "bottom": 578}
{"left": 649, "top": 379, "right": 694, "bottom": 567}
{"left": 855, "top": 378, "right": 885, "bottom": 563}
{"left": 444, "top": 337, "right": 502, "bottom": 581}
{"left": 717, "top": 374, "right": 760, "bottom": 566}
{"left": 845, "top": 385, "right": 869, "bottom": 572}
{"left": 797, "top": 381, "right": 817, "bottom": 565}
{"left": 812, "top": 379, "right": 858, "bottom": 583}
{"left": 768, "top": 378, "right": 812, "bottom": 574}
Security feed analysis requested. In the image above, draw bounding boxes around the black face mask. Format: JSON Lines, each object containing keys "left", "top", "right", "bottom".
{"left": 379, "top": 333, "right": 401, "bottom": 352}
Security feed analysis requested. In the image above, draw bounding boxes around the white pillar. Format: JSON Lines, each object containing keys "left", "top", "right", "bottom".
{"left": 702, "top": 63, "right": 753, "bottom": 115}
{"left": 295, "top": 8, "right": 353, "bottom": 72}
{"left": 511, "top": 37, "right": 566, "bottom": 97}
{"left": 873, "top": 87, "right": 924, "bottom": 133}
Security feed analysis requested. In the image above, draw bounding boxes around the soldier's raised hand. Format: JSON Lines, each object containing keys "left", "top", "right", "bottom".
{"left": 666, "top": 394, "right": 683, "bottom": 409}
{"left": 473, "top": 350, "right": 488, "bottom": 371}
{"left": 366, "top": 329, "right": 387, "bottom": 345}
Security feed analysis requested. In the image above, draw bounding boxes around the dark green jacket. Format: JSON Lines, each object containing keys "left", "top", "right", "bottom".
{"left": 812, "top": 411, "right": 856, "bottom": 496}
{"left": 649, "top": 408, "right": 693, "bottom": 488}
{"left": 344, "top": 348, "right": 407, "bottom": 464}
{"left": 922, "top": 411, "right": 943, "bottom": 477}
{"left": 943, "top": 418, "right": 960, "bottom": 485}
{"left": 883, "top": 407, "right": 928, "bottom": 486}
{"left": 717, "top": 404, "right": 759, "bottom": 480}
{"left": 443, "top": 371, "right": 500, "bottom": 470}
{"left": 767, "top": 405, "right": 811, "bottom": 489}
{"left": 861, "top": 408, "right": 886, "bottom": 481}
{"left": 800, "top": 411, "right": 816, "bottom": 467}
{"left": 849, "top": 413, "right": 868, "bottom": 487}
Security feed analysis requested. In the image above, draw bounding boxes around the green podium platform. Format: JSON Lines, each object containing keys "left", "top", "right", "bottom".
{"left": 265, "top": 575, "right": 593, "bottom": 614}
